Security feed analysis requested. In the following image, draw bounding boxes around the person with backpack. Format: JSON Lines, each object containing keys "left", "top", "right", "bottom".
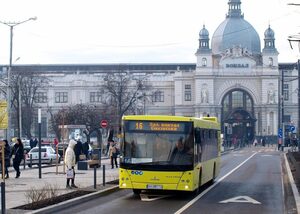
{"left": 109, "top": 141, "right": 118, "bottom": 169}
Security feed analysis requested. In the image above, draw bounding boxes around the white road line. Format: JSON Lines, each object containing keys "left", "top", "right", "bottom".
{"left": 174, "top": 152, "right": 258, "bottom": 214}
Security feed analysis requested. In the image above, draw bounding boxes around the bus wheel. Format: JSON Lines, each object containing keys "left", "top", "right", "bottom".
{"left": 211, "top": 162, "right": 216, "bottom": 184}
{"left": 194, "top": 169, "right": 202, "bottom": 196}
{"left": 133, "top": 189, "right": 141, "bottom": 195}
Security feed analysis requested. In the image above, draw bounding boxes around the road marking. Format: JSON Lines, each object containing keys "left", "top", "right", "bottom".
{"left": 219, "top": 196, "right": 261, "bottom": 204}
{"left": 174, "top": 152, "right": 257, "bottom": 214}
{"left": 261, "top": 155, "right": 272, "bottom": 157}
{"left": 233, "top": 154, "right": 243, "bottom": 157}
{"left": 140, "top": 194, "right": 171, "bottom": 202}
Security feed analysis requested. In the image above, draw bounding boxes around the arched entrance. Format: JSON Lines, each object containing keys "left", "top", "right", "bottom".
{"left": 221, "top": 89, "right": 256, "bottom": 146}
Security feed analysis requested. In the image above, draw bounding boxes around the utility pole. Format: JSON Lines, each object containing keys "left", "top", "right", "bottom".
{"left": 298, "top": 60, "right": 300, "bottom": 139}
{"left": 0, "top": 17, "right": 37, "bottom": 142}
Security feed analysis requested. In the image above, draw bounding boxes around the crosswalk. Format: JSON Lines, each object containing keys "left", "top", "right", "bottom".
{"left": 231, "top": 146, "right": 279, "bottom": 154}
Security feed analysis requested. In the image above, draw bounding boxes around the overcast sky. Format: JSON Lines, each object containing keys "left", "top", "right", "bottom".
{"left": 0, "top": 0, "right": 299, "bottom": 65}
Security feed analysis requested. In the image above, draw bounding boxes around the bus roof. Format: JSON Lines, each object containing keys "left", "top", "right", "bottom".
{"left": 122, "top": 115, "right": 220, "bottom": 130}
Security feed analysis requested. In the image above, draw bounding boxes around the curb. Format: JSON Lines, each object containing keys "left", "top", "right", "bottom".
{"left": 284, "top": 153, "right": 300, "bottom": 213}
{"left": 26, "top": 185, "right": 119, "bottom": 214}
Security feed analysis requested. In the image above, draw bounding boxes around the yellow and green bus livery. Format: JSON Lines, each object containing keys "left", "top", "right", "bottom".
{"left": 119, "top": 115, "right": 221, "bottom": 194}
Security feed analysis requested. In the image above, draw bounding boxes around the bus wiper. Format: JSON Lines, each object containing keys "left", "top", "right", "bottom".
{"left": 142, "top": 161, "right": 170, "bottom": 165}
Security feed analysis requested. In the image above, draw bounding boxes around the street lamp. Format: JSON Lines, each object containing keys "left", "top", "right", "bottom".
{"left": 0, "top": 17, "right": 37, "bottom": 141}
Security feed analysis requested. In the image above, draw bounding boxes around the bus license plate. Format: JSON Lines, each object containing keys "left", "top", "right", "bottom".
{"left": 147, "top": 184, "right": 163, "bottom": 190}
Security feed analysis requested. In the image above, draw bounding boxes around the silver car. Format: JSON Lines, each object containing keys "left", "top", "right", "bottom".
{"left": 26, "top": 146, "right": 61, "bottom": 167}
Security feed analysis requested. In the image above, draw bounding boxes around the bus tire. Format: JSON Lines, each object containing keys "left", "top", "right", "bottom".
{"left": 193, "top": 168, "right": 202, "bottom": 196}
{"left": 133, "top": 189, "right": 141, "bottom": 195}
{"left": 211, "top": 162, "right": 216, "bottom": 184}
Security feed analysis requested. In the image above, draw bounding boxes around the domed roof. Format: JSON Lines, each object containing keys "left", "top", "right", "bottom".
{"left": 199, "top": 25, "right": 209, "bottom": 39}
{"left": 211, "top": 0, "right": 261, "bottom": 55}
{"left": 264, "top": 25, "right": 275, "bottom": 39}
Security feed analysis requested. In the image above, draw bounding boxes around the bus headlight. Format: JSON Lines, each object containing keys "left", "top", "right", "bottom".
{"left": 184, "top": 185, "right": 189, "bottom": 190}
{"left": 121, "top": 183, "right": 127, "bottom": 187}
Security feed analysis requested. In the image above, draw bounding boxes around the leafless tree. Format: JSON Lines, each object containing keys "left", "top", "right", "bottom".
{"left": 49, "top": 104, "right": 111, "bottom": 147}
{"left": 10, "top": 70, "right": 49, "bottom": 139}
{"left": 102, "top": 70, "right": 152, "bottom": 129}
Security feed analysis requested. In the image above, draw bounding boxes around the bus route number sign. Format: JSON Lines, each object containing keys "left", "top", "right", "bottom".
{"left": 133, "top": 121, "right": 183, "bottom": 132}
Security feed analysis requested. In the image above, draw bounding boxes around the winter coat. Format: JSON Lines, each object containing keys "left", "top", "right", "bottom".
{"left": 12, "top": 143, "right": 24, "bottom": 162}
{"left": 109, "top": 143, "right": 119, "bottom": 158}
{"left": 64, "top": 140, "right": 77, "bottom": 169}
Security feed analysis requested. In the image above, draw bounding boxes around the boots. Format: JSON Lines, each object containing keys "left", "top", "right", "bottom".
{"left": 5, "top": 174, "right": 9, "bottom": 179}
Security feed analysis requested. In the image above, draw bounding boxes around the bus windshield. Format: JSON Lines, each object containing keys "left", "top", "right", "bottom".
{"left": 121, "top": 120, "right": 194, "bottom": 168}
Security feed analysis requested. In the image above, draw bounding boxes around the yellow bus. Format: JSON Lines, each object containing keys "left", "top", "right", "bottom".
{"left": 119, "top": 115, "right": 221, "bottom": 194}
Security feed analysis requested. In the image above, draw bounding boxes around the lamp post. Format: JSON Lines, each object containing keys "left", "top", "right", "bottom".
{"left": 0, "top": 17, "right": 37, "bottom": 142}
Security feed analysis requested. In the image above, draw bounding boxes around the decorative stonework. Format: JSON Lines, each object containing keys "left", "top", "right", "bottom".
{"left": 215, "top": 79, "right": 260, "bottom": 105}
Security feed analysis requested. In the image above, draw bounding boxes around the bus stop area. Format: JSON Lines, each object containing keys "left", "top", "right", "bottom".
{"left": 0, "top": 156, "right": 119, "bottom": 212}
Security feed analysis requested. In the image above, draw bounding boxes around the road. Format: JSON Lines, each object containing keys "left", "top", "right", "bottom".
{"left": 57, "top": 146, "right": 295, "bottom": 214}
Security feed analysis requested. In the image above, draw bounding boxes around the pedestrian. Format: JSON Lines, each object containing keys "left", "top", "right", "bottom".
{"left": 11, "top": 138, "right": 24, "bottom": 178}
{"left": 64, "top": 139, "right": 78, "bottom": 189}
{"left": 53, "top": 138, "right": 59, "bottom": 146}
{"left": 105, "top": 141, "right": 110, "bottom": 156}
{"left": 262, "top": 137, "right": 266, "bottom": 147}
{"left": 3, "top": 140, "right": 11, "bottom": 179}
{"left": 29, "top": 137, "right": 35, "bottom": 149}
{"left": 82, "top": 141, "right": 89, "bottom": 160}
{"left": 33, "top": 138, "right": 38, "bottom": 147}
{"left": 74, "top": 137, "right": 83, "bottom": 162}
{"left": 278, "top": 139, "right": 282, "bottom": 151}
{"left": 253, "top": 138, "right": 258, "bottom": 147}
{"left": 109, "top": 141, "right": 118, "bottom": 169}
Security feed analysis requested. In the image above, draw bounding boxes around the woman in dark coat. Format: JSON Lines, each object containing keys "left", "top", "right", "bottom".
{"left": 12, "top": 138, "right": 24, "bottom": 178}
{"left": 3, "top": 140, "right": 11, "bottom": 179}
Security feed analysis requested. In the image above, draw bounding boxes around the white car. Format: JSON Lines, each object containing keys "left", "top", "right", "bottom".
{"left": 26, "top": 146, "right": 61, "bottom": 167}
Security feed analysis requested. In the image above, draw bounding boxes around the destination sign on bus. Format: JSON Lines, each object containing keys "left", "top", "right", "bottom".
{"left": 126, "top": 121, "right": 187, "bottom": 132}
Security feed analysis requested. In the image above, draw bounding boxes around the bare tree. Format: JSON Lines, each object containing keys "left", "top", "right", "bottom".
{"left": 11, "top": 70, "right": 49, "bottom": 139}
{"left": 49, "top": 104, "right": 111, "bottom": 147}
{"left": 102, "top": 70, "right": 152, "bottom": 128}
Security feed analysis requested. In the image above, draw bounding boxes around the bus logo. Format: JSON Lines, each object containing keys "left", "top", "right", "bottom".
{"left": 131, "top": 170, "right": 143, "bottom": 175}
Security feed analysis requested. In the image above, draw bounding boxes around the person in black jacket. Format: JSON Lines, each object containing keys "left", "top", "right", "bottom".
{"left": 2, "top": 140, "right": 11, "bottom": 179}
{"left": 74, "top": 138, "right": 83, "bottom": 163}
{"left": 12, "top": 138, "right": 24, "bottom": 178}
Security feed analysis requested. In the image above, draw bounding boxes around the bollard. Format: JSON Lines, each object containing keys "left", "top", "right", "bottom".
{"left": 30, "top": 154, "right": 32, "bottom": 167}
{"left": 103, "top": 165, "right": 105, "bottom": 186}
{"left": 1, "top": 182, "right": 5, "bottom": 214}
{"left": 94, "top": 166, "right": 97, "bottom": 189}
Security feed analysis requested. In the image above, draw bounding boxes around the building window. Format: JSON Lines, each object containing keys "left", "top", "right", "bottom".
{"left": 283, "top": 84, "right": 289, "bottom": 101}
{"left": 35, "top": 92, "right": 47, "bottom": 103}
{"left": 55, "top": 92, "right": 68, "bottom": 103}
{"left": 185, "top": 84, "right": 192, "bottom": 101}
{"left": 90, "top": 92, "right": 102, "bottom": 103}
{"left": 152, "top": 91, "right": 164, "bottom": 102}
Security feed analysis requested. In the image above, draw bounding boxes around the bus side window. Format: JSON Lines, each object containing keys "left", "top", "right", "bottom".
{"left": 194, "top": 128, "right": 201, "bottom": 163}
{"left": 195, "top": 128, "right": 201, "bottom": 144}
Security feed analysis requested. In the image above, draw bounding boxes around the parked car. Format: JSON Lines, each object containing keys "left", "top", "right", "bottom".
{"left": 25, "top": 146, "right": 61, "bottom": 167}
{"left": 23, "top": 140, "right": 31, "bottom": 154}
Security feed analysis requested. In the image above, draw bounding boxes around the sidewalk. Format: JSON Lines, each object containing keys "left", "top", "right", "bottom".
{"left": 1, "top": 156, "right": 119, "bottom": 210}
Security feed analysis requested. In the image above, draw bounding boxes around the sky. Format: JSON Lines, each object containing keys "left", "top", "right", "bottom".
{"left": 0, "top": 0, "right": 300, "bottom": 65}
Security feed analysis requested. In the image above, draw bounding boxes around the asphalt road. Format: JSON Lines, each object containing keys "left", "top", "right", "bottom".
{"left": 57, "top": 146, "right": 292, "bottom": 214}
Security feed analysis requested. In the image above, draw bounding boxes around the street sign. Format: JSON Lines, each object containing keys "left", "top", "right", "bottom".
{"left": 278, "top": 128, "right": 283, "bottom": 138}
{"left": 101, "top": 120, "right": 108, "bottom": 128}
{"left": 290, "top": 125, "right": 296, "bottom": 132}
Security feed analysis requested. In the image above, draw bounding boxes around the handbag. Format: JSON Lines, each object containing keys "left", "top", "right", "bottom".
{"left": 66, "top": 168, "right": 74, "bottom": 179}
